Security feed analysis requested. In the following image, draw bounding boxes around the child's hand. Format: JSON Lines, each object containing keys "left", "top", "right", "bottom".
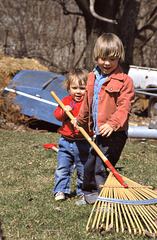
{"left": 71, "top": 118, "right": 80, "bottom": 130}
{"left": 99, "top": 123, "right": 113, "bottom": 137}
{"left": 63, "top": 105, "right": 72, "bottom": 112}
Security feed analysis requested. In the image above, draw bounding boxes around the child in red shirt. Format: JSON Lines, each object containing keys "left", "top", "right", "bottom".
{"left": 53, "top": 68, "right": 93, "bottom": 201}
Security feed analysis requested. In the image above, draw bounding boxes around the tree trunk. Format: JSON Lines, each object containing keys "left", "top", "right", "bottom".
{"left": 117, "top": 0, "right": 141, "bottom": 73}
{"left": 76, "top": 0, "right": 123, "bottom": 71}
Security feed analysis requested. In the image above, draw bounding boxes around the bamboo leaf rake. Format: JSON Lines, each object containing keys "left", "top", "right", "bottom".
{"left": 51, "top": 91, "right": 157, "bottom": 238}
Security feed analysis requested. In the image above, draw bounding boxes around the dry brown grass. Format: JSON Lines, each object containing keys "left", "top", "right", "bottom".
{"left": 0, "top": 49, "right": 49, "bottom": 127}
{"left": 0, "top": 49, "right": 48, "bottom": 83}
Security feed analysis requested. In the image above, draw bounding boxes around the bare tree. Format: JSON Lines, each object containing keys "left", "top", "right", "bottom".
{"left": 53, "top": 0, "right": 157, "bottom": 72}
{"left": 54, "top": 0, "right": 140, "bottom": 72}
{"left": 0, "top": 0, "right": 88, "bottom": 73}
{"left": 89, "top": 0, "right": 118, "bottom": 24}
{"left": 133, "top": 0, "right": 157, "bottom": 67}
{"left": 0, "top": 0, "right": 156, "bottom": 74}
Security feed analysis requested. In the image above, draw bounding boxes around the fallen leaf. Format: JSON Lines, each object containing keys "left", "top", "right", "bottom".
{"left": 55, "top": 207, "right": 62, "bottom": 212}
{"left": 28, "top": 198, "right": 33, "bottom": 202}
{"left": 98, "top": 222, "right": 112, "bottom": 235}
{"left": 144, "top": 229, "right": 156, "bottom": 238}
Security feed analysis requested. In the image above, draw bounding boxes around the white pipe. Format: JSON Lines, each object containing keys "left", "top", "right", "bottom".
{"left": 128, "top": 126, "right": 157, "bottom": 139}
{"left": 4, "top": 87, "right": 58, "bottom": 107}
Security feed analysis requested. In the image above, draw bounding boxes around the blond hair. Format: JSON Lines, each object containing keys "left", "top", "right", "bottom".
{"left": 93, "top": 33, "right": 125, "bottom": 62}
{"left": 63, "top": 68, "right": 89, "bottom": 91}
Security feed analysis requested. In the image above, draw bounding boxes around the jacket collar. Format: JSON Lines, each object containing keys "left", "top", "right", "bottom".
{"left": 89, "top": 65, "right": 124, "bottom": 84}
{"left": 109, "top": 65, "right": 124, "bottom": 81}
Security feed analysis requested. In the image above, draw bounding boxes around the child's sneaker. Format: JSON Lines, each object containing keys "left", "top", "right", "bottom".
{"left": 55, "top": 191, "right": 65, "bottom": 201}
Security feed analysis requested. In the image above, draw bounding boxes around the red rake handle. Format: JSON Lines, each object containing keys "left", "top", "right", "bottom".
{"left": 51, "top": 91, "right": 128, "bottom": 188}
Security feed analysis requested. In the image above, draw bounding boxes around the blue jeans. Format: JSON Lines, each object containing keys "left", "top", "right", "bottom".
{"left": 53, "top": 137, "right": 91, "bottom": 196}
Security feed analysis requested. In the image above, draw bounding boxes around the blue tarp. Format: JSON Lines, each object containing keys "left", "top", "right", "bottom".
{"left": 5, "top": 70, "right": 69, "bottom": 126}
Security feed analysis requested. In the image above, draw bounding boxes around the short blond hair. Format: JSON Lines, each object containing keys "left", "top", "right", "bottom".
{"left": 93, "top": 33, "right": 125, "bottom": 62}
{"left": 63, "top": 68, "right": 89, "bottom": 91}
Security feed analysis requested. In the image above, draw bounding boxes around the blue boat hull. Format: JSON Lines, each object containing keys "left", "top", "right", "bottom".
{"left": 5, "top": 70, "right": 69, "bottom": 126}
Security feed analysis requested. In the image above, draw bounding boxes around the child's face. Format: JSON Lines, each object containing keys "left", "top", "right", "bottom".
{"left": 69, "top": 79, "right": 86, "bottom": 102}
{"left": 97, "top": 56, "right": 119, "bottom": 75}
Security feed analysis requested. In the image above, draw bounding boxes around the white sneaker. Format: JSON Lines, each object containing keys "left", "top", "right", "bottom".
{"left": 55, "top": 191, "right": 65, "bottom": 201}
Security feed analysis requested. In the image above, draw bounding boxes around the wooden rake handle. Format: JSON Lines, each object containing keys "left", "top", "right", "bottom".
{"left": 51, "top": 91, "right": 128, "bottom": 188}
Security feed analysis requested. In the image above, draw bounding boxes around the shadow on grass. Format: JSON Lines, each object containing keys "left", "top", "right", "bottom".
{"left": 0, "top": 219, "right": 5, "bottom": 240}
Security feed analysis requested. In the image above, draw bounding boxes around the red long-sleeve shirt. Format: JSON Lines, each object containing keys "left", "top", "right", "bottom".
{"left": 54, "top": 95, "right": 93, "bottom": 139}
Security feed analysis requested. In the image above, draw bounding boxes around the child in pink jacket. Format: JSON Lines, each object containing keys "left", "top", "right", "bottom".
{"left": 76, "top": 33, "right": 135, "bottom": 205}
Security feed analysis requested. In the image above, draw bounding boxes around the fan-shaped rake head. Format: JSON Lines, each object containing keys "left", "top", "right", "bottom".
{"left": 86, "top": 172, "right": 157, "bottom": 238}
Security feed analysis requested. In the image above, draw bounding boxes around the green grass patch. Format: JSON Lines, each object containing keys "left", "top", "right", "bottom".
{"left": 0, "top": 129, "right": 156, "bottom": 239}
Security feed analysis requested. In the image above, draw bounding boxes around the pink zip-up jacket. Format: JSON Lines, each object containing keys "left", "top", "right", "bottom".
{"left": 76, "top": 66, "right": 135, "bottom": 132}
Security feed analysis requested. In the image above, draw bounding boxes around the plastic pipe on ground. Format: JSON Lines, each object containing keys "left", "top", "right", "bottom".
{"left": 128, "top": 126, "right": 157, "bottom": 139}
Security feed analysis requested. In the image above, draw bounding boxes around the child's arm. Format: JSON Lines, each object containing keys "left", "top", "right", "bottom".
{"left": 106, "top": 76, "right": 135, "bottom": 131}
{"left": 54, "top": 97, "right": 72, "bottom": 122}
{"left": 76, "top": 90, "right": 90, "bottom": 126}
{"left": 54, "top": 105, "right": 72, "bottom": 122}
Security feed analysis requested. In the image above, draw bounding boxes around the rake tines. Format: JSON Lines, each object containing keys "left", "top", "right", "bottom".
{"left": 86, "top": 172, "right": 157, "bottom": 237}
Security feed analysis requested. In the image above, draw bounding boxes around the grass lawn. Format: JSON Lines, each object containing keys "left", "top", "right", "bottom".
{"left": 0, "top": 129, "right": 156, "bottom": 239}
